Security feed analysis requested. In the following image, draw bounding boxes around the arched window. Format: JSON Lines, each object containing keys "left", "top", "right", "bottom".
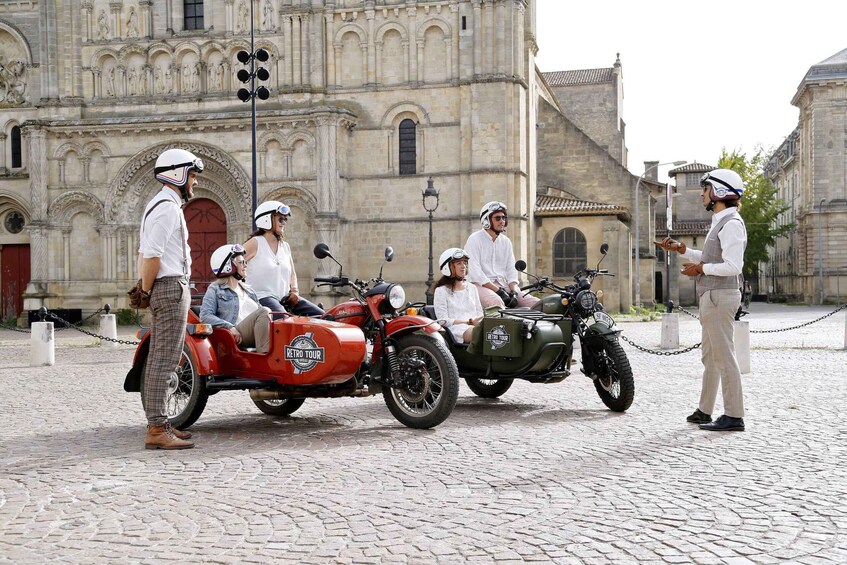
{"left": 184, "top": 0, "right": 204, "bottom": 30}
{"left": 553, "top": 228, "right": 587, "bottom": 277}
{"left": 398, "top": 118, "right": 416, "bottom": 175}
{"left": 11, "top": 126, "right": 22, "bottom": 168}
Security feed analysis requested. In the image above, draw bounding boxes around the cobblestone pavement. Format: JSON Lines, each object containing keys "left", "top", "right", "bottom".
{"left": 1, "top": 303, "right": 845, "bottom": 564}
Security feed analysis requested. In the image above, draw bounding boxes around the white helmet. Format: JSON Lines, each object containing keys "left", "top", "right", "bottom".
{"left": 210, "top": 243, "right": 246, "bottom": 278}
{"left": 154, "top": 148, "right": 204, "bottom": 189}
{"left": 439, "top": 247, "right": 470, "bottom": 277}
{"left": 254, "top": 200, "right": 291, "bottom": 230}
{"left": 700, "top": 169, "right": 744, "bottom": 202}
{"left": 479, "top": 201, "right": 507, "bottom": 229}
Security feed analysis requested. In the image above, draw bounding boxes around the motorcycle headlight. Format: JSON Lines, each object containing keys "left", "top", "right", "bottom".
{"left": 387, "top": 284, "right": 406, "bottom": 310}
{"left": 576, "top": 290, "right": 597, "bottom": 311}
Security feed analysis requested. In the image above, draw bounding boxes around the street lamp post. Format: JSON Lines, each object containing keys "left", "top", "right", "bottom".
{"left": 422, "top": 177, "right": 440, "bottom": 305}
{"left": 818, "top": 198, "right": 826, "bottom": 305}
{"left": 235, "top": 0, "right": 271, "bottom": 228}
{"left": 634, "top": 160, "right": 686, "bottom": 308}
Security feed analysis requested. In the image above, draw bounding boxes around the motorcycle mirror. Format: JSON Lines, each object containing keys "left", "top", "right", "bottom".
{"left": 600, "top": 243, "right": 609, "bottom": 255}
{"left": 515, "top": 260, "right": 527, "bottom": 272}
{"left": 313, "top": 243, "right": 331, "bottom": 259}
{"left": 384, "top": 247, "right": 394, "bottom": 262}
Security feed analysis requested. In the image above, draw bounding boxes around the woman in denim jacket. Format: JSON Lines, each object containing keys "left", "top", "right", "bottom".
{"left": 200, "top": 244, "right": 271, "bottom": 353}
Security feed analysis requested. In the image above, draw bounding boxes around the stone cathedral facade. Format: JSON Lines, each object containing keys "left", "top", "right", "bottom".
{"left": 1, "top": 0, "right": 642, "bottom": 321}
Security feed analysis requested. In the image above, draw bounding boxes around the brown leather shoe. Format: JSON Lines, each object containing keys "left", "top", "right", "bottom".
{"left": 166, "top": 422, "right": 192, "bottom": 440}
{"left": 145, "top": 424, "right": 194, "bottom": 450}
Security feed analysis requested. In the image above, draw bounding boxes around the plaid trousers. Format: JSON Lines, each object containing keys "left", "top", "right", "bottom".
{"left": 142, "top": 276, "right": 190, "bottom": 425}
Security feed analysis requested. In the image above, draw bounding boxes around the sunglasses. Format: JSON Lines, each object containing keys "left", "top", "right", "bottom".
{"left": 491, "top": 214, "right": 507, "bottom": 222}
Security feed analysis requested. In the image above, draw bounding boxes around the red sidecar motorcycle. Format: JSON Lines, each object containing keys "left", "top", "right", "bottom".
{"left": 124, "top": 246, "right": 460, "bottom": 430}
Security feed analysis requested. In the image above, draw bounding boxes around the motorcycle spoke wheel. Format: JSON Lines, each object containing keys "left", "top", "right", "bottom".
{"left": 252, "top": 397, "right": 306, "bottom": 416}
{"left": 465, "top": 377, "right": 513, "bottom": 398}
{"left": 382, "top": 334, "right": 460, "bottom": 429}
{"left": 140, "top": 344, "right": 208, "bottom": 429}
{"left": 592, "top": 340, "right": 634, "bottom": 412}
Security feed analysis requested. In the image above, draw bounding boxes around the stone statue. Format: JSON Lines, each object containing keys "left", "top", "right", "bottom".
{"left": 238, "top": 0, "right": 250, "bottom": 32}
{"left": 154, "top": 66, "right": 163, "bottom": 93}
{"left": 98, "top": 9, "right": 110, "bottom": 40}
{"left": 105, "top": 67, "right": 116, "bottom": 96}
{"left": 262, "top": 0, "right": 274, "bottom": 31}
{"left": 164, "top": 66, "right": 173, "bottom": 93}
{"left": 191, "top": 63, "right": 200, "bottom": 92}
{"left": 127, "top": 65, "right": 138, "bottom": 95}
{"left": 126, "top": 7, "right": 139, "bottom": 38}
{"left": 210, "top": 62, "right": 222, "bottom": 91}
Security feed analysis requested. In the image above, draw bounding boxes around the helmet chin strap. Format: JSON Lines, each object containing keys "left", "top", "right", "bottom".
{"left": 706, "top": 200, "right": 716, "bottom": 212}
{"left": 232, "top": 270, "right": 245, "bottom": 281}
{"left": 178, "top": 185, "right": 191, "bottom": 204}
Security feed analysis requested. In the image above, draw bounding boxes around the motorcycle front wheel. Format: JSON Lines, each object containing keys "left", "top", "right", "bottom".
{"left": 592, "top": 339, "right": 635, "bottom": 412}
{"left": 139, "top": 344, "right": 209, "bottom": 429}
{"left": 465, "top": 377, "right": 513, "bottom": 398}
{"left": 252, "top": 397, "right": 305, "bottom": 416}
{"left": 382, "top": 334, "right": 460, "bottom": 429}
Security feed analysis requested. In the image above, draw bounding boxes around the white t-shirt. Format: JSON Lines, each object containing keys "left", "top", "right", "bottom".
{"left": 434, "top": 283, "right": 483, "bottom": 342}
{"left": 234, "top": 284, "right": 258, "bottom": 323}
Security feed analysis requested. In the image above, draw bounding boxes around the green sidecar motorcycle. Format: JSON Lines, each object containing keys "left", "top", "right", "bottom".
{"left": 418, "top": 243, "right": 634, "bottom": 412}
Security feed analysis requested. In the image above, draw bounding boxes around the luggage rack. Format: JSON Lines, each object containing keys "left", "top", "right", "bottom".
{"left": 496, "top": 308, "right": 564, "bottom": 323}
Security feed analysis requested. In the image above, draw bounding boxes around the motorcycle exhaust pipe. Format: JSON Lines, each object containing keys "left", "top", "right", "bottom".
{"left": 249, "top": 387, "right": 377, "bottom": 401}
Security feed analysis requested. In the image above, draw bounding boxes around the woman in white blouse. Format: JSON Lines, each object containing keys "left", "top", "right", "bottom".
{"left": 432, "top": 248, "right": 484, "bottom": 343}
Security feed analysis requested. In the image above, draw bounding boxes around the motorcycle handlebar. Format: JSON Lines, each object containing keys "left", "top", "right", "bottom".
{"left": 314, "top": 276, "right": 349, "bottom": 286}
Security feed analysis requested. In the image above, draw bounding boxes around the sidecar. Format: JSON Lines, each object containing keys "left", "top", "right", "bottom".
{"left": 421, "top": 306, "right": 573, "bottom": 397}
{"left": 124, "top": 307, "right": 368, "bottom": 429}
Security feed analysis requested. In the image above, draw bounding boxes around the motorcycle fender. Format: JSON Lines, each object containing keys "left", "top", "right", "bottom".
{"left": 384, "top": 315, "right": 444, "bottom": 337}
{"left": 587, "top": 321, "right": 621, "bottom": 341}
{"left": 124, "top": 329, "right": 218, "bottom": 393}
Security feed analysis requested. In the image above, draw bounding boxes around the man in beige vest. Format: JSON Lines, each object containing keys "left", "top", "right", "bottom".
{"left": 658, "top": 168, "right": 747, "bottom": 432}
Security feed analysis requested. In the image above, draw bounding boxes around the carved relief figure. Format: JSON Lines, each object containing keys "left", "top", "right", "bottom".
{"left": 126, "top": 7, "right": 139, "bottom": 38}
{"left": 262, "top": 0, "right": 275, "bottom": 31}
{"left": 192, "top": 62, "right": 201, "bottom": 91}
{"left": 97, "top": 9, "right": 110, "bottom": 40}
{"left": 154, "top": 66, "right": 163, "bottom": 93}
{"left": 238, "top": 0, "right": 250, "bottom": 32}
{"left": 138, "top": 66, "right": 148, "bottom": 95}
{"left": 210, "top": 62, "right": 222, "bottom": 91}
{"left": 127, "top": 65, "right": 138, "bottom": 95}
{"left": 105, "top": 67, "right": 116, "bottom": 96}
{"left": 182, "top": 64, "right": 191, "bottom": 92}
{"left": 164, "top": 66, "right": 173, "bottom": 93}
{"left": 0, "top": 59, "right": 28, "bottom": 104}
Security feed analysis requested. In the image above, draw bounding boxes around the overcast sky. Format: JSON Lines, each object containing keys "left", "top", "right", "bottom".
{"left": 535, "top": 1, "right": 846, "bottom": 181}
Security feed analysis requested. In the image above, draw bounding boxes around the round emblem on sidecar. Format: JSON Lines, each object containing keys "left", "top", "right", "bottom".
{"left": 485, "top": 325, "right": 510, "bottom": 350}
{"left": 284, "top": 333, "right": 326, "bottom": 373}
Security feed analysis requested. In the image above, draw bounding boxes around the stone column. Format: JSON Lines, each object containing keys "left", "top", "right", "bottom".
{"left": 139, "top": 0, "right": 152, "bottom": 37}
{"left": 82, "top": 1, "right": 94, "bottom": 41}
{"left": 292, "top": 16, "right": 302, "bottom": 86}
{"left": 450, "top": 0, "right": 460, "bottom": 83}
{"left": 333, "top": 43, "right": 342, "bottom": 86}
{"left": 62, "top": 228, "right": 71, "bottom": 281}
{"left": 365, "top": 8, "right": 376, "bottom": 85}
{"left": 92, "top": 68, "right": 101, "bottom": 99}
{"left": 324, "top": 12, "right": 335, "bottom": 88}
{"left": 360, "top": 42, "right": 368, "bottom": 85}
{"left": 302, "top": 13, "right": 312, "bottom": 87}
{"left": 496, "top": 0, "right": 505, "bottom": 75}
{"left": 110, "top": 1, "right": 123, "bottom": 38}
{"left": 284, "top": 16, "right": 293, "bottom": 86}
{"left": 472, "top": 0, "right": 482, "bottom": 77}
{"left": 0, "top": 133, "right": 6, "bottom": 172}
{"left": 407, "top": 5, "right": 418, "bottom": 84}
{"left": 224, "top": 0, "right": 235, "bottom": 33}
{"left": 316, "top": 117, "right": 338, "bottom": 213}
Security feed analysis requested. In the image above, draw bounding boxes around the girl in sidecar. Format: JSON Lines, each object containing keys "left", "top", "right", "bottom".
{"left": 200, "top": 243, "right": 272, "bottom": 353}
{"left": 432, "top": 247, "right": 484, "bottom": 344}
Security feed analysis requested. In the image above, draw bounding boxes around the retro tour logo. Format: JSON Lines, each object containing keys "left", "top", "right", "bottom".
{"left": 284, "top": 332, "right": 326, "bottom": 373}
{"left": 485, "top": 325, "right": 510, "bottom": 350}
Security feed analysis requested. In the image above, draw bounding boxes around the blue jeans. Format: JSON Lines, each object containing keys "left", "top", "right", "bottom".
{"left": 259, "top": 295, "right": 324, "bottom": 317}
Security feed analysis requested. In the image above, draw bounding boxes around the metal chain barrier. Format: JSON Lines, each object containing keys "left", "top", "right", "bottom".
{"left": 45, "top": 310, "right": 140, "bottom": 345}
{"left": 749, "top": 303, "right": 847, "bottom": 334}
{"left": 0, "top": 307, "right": 141, "bottom": 345}
{"left": 675, "top": 305, "right": 700, "bottom": 320}
{"left": 619, "top": 334, "right": 701, "bottom": 356}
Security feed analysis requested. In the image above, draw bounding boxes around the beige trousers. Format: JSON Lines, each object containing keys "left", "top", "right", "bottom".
{"left": 698, "top": 289, "right": 744, "bottom": 418}
{"left": 235, "top": 306, "right": 272, "bottom": 353}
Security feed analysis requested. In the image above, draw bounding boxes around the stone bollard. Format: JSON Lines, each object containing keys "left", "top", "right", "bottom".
{"left": 31, "top": 307, "right": 55, "bottom": 366}
{"left": 844, "top": 310, "right": 847, "bottom": 350}
{"left": 660, "top": 313, "right": 680, "bottom": 349}
{"left": 733, "top": 320, "right": 750, "bottom": 374}
{"left": 99, "top": 305, "right": 117, "bottom": 349}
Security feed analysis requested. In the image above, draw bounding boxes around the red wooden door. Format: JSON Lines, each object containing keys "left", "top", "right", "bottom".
{"left": 183, "top": 198, "right": 227, "bottom": 297}
{"left": 1, "top": 244, "right": 31, "bottom": 320}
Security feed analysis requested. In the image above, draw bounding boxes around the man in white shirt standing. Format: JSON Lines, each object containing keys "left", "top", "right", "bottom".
{"left": 658, "top": 168, "right": 748, "bottom": 432}
{"left": 464, "top": 201, "right": 539, "bottom": 310}
{"left": 137, "top": 148, "right": 204, "bottom": 449}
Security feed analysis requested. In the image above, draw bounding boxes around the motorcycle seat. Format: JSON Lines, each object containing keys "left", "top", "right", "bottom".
{"left": 420, "top": 305, "right": 468, "bottom": 349}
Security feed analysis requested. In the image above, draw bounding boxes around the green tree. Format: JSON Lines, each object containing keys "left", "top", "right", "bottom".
{"left": 717, "top": 148, "right": 793, "bottom": 277}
